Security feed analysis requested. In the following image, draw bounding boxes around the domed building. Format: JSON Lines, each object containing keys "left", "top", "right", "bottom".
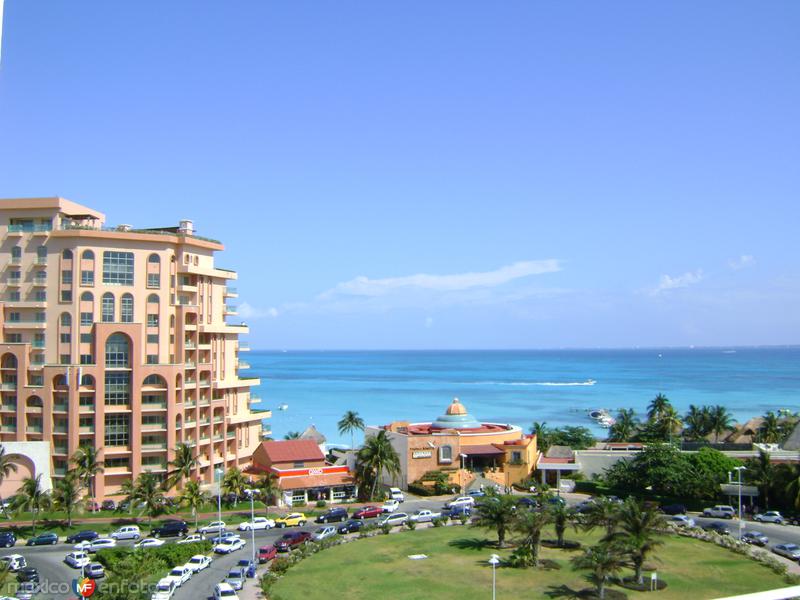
{"left": 365, "top": 397, "right": 539, "bottom": 493}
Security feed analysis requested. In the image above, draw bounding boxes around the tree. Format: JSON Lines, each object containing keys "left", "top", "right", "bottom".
{"left": 127, "top": 472, "right": 168, "bottom": 526}
{"left": 647, "top": 393, "right": 671, "bottom": 422}
{"left": 571, "top": 542, "right": 627, "bottom": 600}
{"left": 222, "top": 467, "right": 248, "bottom": 505}
{"left": 356, "top": 430, "right": 401, "bottom": 501}
{"left": 746, "top": 449, "right": 776, "bottom": 509}
{"left": 71, "top": 445, "right": 104, "bottom": 512}
{"left": 254, "top": 472, "right": 280, "bottom": 509}
{"left": 165, "top": 443, "right": 198, "bottom": 492}
{"left": 52, "top": 470, "right": 82, "bottom": 527}
{"left": 683, "top": 405, "right": 710, "bottom": 440}
{"left": 337, "top": 411, "right": 365, "bottom": 450}
{"left": 0, "top": 446, "right": 18, "bottom": 518}
{"left": 512, "top": 505, "right": 551, "bottom": 566}
{"left": 471, "top": 493, "right": 517, "bottom": 549}
{"left": 757, "top": 412, "right": 782, "bottom": 444}
{"left": 607, "top": 409, "right": 638, "bottom": 442}
{"left": 283, "top": 431, "right": 301, "bottom": 440}
{"left": 607, "top": 498, "right": 665, "bottom": 584}
{"left": 94, "top": 551, "right": 166, "bottom": 600}
{"left": 530, "top": 422, "right": 550, "bottom": 454}
{"left": 583, "top": 497, "right": 621, "bottom": 538}
{"left": 178, "top": 479, "right": 208, "bottom": 530}
{"left": 12, "top": 474, "right": 51, "bottom": 534}
{"left": 603, "top": 443, "right": 701, "bottom": 499}
{"left": 708, "top": 405, "right": 734, "bottom": 443}
{"left": 687, "top": 447, "right": 742, "bottom": 494}
{"left": 547, "top": 426, "right": 596, "bottom": 450}
{"left": 655, "top": 405, "right": 683, "bottom": 441}
{"left": 549, "top": 502, "right": 574, "bottom": 547}
{"left": 785, "top": 463, "right": 800, "bottom": 510}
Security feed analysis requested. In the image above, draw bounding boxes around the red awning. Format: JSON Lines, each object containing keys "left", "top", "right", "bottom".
{"left": 461, "top": 445, "right": 505, "bottom": 457}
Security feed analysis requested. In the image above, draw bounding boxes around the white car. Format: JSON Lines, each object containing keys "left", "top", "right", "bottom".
{"left": 65, "top": 551, "right": 91, "bottom": 568}
{"left": 151, "top": 577, "right": 178, "bottom": 600}
{"left": 409, "top": 509, "right": 441, "bottom": 523}
{"left": 669, "top": 515, "right": 696, "bottom": 528}
{"left": 111, "top": 525, "right": 141, "bottom": 540}
{"left": 0, "top": 554, "right": 26, "bottom": 571}
{"left": 755, "top": 511, "right": 784, "bottom": 524}
{"left": 165, "top": 565, "right": 192, "bottom": 586}
{"left": 184, "top": 554, "right": 212, "bottom": 573}
{"left": 378, "top": 512, "right": 409, "bottom": 527}
{"left": 198, "top": 521, "right": 227, "bottom": 534}
{"left": 177, "top": 533, "right": 205, "bottom": 545}
{"left": 77, "top": 538, "right": 116, "bottom": 553}
{"left": 389, "top": 487, "right": 405, "bottom": 502}
{"left": 702, "top": 505, "right": 735, "bottom": 519}
{"left": 312, "top": 526, "right": 337, "bottom": 541}
{"left": 382, "top": 499, "right": 401, "bottom": 513}
{"left": 237, "top": 517, "right": 275, "bottom": 531}
{"left": 214, "top": 537, "right": 245, "bottom": 554}
{"left": 444, "top": 496, "right": 476, "bottom": 509}
{"left": 214, "top": 582, "right": 239, "bottom": 600}
{"left": 135, "top": 537, "right": 166, "bottom": 549}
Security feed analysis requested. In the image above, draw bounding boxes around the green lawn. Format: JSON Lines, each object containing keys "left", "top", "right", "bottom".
{"left": 270, "top": 525, "right": 788, "bottom": 600}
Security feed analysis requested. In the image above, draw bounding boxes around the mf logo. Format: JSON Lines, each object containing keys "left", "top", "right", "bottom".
{"left": 72, "top": 577, "right": 96, "bottom": 598}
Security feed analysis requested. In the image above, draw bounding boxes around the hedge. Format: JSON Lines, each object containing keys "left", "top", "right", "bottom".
{"left": 96, "top": 540, "right": 212, "bottom": 572}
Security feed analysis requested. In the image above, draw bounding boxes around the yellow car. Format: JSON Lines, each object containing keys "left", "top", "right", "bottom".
{"left": 274, "top": 512, "right": 307, "bottom": 528}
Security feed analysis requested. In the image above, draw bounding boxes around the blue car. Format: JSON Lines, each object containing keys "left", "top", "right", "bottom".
{"left": 447, "top": 505, "right": 472, "bottom": 517}
{"left": 26, "top": 532, "right": 58, "bottom": 546}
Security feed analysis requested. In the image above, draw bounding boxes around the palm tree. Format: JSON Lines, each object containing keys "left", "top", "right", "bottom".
{"left": 254, "top": 472, "right": 280, "bottom": 510}
{"left": 583, "top": 497, "right": 621, "bottom": 538}
{"left": 656, "top": 405, "right": 683, "bottom": 441}
{"left": 607, "top": 409, "right": 638, "bottom": 442}
{"left": 337, "top": 411, "right": 365, "bottom": 450}
{"left": 758, "top": 411, "right": 782, "bottom": 444}
{"left": 222, "top": 467, "right": 247, "bottom": 505}
{"left": 13, "top": 474, "right": 51, "bottom": 535}
{"left": 746, "top": 449, "right": 776, "bottom": 509}
{"left": 127, "top": 472, "right": 167, "bottom": 527}
{"left": 283, "top": 431, "right": 301, "bottom": 440}
{"left": 70, "top": 445, "right": 104, "bottom": 512}
{"left": 52, "top": 470, "right": 82, "bottom": 527}
{"left": 647, "top": 393, "right": 671, "bottom": 422}
{"left": 708, "top": 405, "right": 734, "bottom": 443}
{"left": 0, "top": 446, "right": 18, "bottom": 517}
{"left": 683, "top": 405, "right": 712, "bottom": 440}
{"left": 512, "top": 506, "right": 551, "bottom": 566}
{"left": 177, "top": 479, "right": 208, "bottom": 530}
{"left": 549, "top": 502, "right": 574, "bottom": 548}
{"left": 530, "top": 422, "right": 550, "bottom": 454}
{"left": 356, "top": 430, "right": 401, "bottom": 501}
{"left": 571, "top": 542, "right": 627, "bottom": 600}
{"left": 784, "top": 463, "right": 800, "bottom": 510}
{"left": 165, "top": 443, "right": 198, "bottom": 492}
{"left": 472, "top": 493, "right": 517, "bottom": 549}
{"left": 607, "top": 498, "right": 665, "bottom": 584}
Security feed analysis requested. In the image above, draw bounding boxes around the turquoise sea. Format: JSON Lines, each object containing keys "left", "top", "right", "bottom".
{"left": 246, "top": 348, "right": 800, "bottom": 446}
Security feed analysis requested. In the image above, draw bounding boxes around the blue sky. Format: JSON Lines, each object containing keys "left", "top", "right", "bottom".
{"left": 1, "top": 1, "right": 798, "bottom": 349}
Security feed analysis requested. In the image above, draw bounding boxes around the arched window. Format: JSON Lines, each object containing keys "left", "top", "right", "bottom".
{"left": 121, "top": 294, "right": 134, "bottom": 323}
{"left": 147, "top": 293, "right": 159, "bottom": 304}
{"left": 143, "top": 374, "right": 166, "bottom": 387}
{"left": 102, "top": 293, "right": 115, "bottom": 322}
{"left": 147, "top": 254, "right": 161, "bottom": 288}
{"left": 27, "top": 395, "right": 43, "bottom": 408}
{"left": 36, "top": 246, "right": 47, "bottom": 259}
{"left": 105, "top": 333, "right": 130, "bottom": 368}
{"left": 53, "top": 374, "right": 67, "bottom": 388}
{"left": 148, "top": 254, "right": 160, "bottom": 264}
{"left": 80, "top": 374, "right": 95, "bottom": 387}
{"left": 81, "top": 291, "right": 93, "bottom": 301}
{"left": 60, "top": 313, "right": 71, "bottom": 327}
{"left": 10, "top": 246, "right": 21, "bottom": 260}
{"left": 82, "top": 250, "right": 94, "bottom": 260}
{"left": 1, "top": 354, "right": 17, "bottom": 369}
{"left": 62, "top": 249, "right": 73, "bottom": 259}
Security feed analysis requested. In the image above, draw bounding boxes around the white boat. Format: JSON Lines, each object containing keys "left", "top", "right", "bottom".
{"left": 278, "top": 403, "right": 288, "bottom": 411}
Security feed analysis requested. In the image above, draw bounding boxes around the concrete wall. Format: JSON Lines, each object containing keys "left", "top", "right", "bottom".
{"left": 0, "top": 441, "right": 53, "bottom": 497}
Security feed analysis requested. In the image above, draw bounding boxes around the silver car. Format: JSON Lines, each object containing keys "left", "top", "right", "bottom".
{"left": 772, "top": 543, "right": 800, "bottom": 560}
{"left": 224, "top": 566, "right": 247, "bottom": 591}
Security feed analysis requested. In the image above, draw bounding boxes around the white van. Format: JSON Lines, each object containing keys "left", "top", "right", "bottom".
{"left": 389, "top": 487, "right": 405, "bottom": 502}
{"left": 111, "top": 525, "right": 141, "bottom": 540}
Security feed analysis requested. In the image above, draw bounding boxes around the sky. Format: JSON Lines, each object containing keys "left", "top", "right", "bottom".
{"left": 0, "top": 1, "right": 798, "bottom": 350}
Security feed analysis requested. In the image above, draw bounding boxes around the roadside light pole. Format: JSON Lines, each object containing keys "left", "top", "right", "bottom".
{"left": 245, "top": 488, "right": 256, "bottom": 569}
{"left": 733, "top": 465, "right": 747, "bottom": 539}
{"left": 215, "top": 467, "right": 224, "bottom": 537}
{"left": 488, "top": 553, "right": 500, "bottom": 600}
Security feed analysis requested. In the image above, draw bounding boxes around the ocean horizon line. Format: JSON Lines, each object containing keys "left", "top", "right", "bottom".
{"left": 249, "top": 344, "right": 800, "bottom": 353}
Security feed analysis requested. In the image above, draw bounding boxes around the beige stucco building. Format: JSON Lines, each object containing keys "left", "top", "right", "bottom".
{"left": 0, "top": 197, "right": 269, "bottom": 499}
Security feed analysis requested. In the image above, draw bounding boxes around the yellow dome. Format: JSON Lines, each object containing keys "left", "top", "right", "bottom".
{"left": 445, "top": 397, "right": 468, "bottom": 416}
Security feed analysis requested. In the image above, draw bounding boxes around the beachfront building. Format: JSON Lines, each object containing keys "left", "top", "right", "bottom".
{"left": 366, "top": 398, "right": 539, "bottom": 492}
{"left": 0, "top": 197, "right": 268, "bottom": 499}
{"left": 250, "top": 439, "right": 356, "bottom": 506}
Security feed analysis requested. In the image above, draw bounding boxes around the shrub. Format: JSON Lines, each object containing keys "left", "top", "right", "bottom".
{"left": 380, "top": 523, "right": 392, "bottom": 535}
{"left": 407, "top": 483, "right": 436, "bottom": 497}
{"left": 458, "top": 514, "right": 470, "bottom": 525}
{"left": 270, "top": 556, "right": 293, "bottom": 575}
{"left": 432, "top": 517, "right": 447, "bottom": 527}
{"left": 145, "top": 541, "right": 212, "bottom": 568}
{"left": 315, "top": 500, "right": 327, "bottom": 508}
{"left": 292, "top": 500, "right": 306, "bottom": 508}
{"left": 405, "top": 520, "right": 416, "bottom": 531}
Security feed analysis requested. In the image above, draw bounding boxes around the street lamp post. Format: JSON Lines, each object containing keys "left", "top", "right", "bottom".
{"left": 215, "top": 467, "right": 224, "bottom": 536}
{"left": 245, "top": 488, "right": 256, "bottom": 570}
{"left": 733, "top": 466, "right": 747, "bottom": 539}
{"left": 488, "top": 553, "right": 500, "bottom": 600}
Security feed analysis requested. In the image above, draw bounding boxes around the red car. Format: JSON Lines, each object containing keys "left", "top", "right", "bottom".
{"left": 353, "top": 506, "right": 383, "bottom": 519}
{"left": 275, "top": 532, "right": 311, "bottom": 552}
{"left": 258, "top": 544, "right": 278, "bottom": 563}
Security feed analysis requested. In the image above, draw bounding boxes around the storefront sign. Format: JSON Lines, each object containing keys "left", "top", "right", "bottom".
{"left": 308, "top": 468, "right": 324, "bottom": 475}
{"left": 412, "top": 450, "right": 432, "bottom": 459}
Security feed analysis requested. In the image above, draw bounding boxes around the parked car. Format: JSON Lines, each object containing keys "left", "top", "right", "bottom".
{"left": 517, "top": 497, "right": 539, "bottom": 509}
{"left": 409, "top": 509, "right": 441, "bottom": 523}
{"left": 198, "top": 521, "right": 227, "bottom": 534}
{"left": 16, "top": 567, "right": 39, "bottom": 583}
{"left": 236, "top": 559, "right": 257, "bottom": 578}
{"left": 389, "top": 487, "right": 405, "bottom": 502}
{"left": 101, "top": 500, "right": 116, "bottom": 511}
{"left": 274, "top": 513, "right": 307, "bottom": 528}
{"left": 315, "top": 507, "right": 348, "bottom": 523}
{"left": 258, "top": 544, "right": 278, "bottom": 563}
{"left": 275, "top": 531, "right": 311, "bottom": 552}
{"left": 755, "top": 511, "right": 784, "bottom": 524}
{"left": 0, "top": 554, "right": 26, "bottom": 571}
{"left": 151, "top": 519, "right": 189, "bottom": 538}
{"left": 669, "top": 515, "right": 696, "bottom": 528}
{"left": 85, "top": 500, "right": 101, "bottom": 512}
{"left": 702, "top": 522, "right": 731, "bottom": 535}
{"left": 703, "top": 505, "right": 736, "bottom": 519}
{"left": 151, "top": 577, "right": 178, "bottom": 600}
{"left": 468, "top": 489, "right": 486, "bottom": 497}
{"left": 82, "top": 538, "right": 117, "bottom": 553}
{"left": 660, "top": 503, "right": 687, "bottom": 515}
{"left": 177, "top": 533, "right": 205, "bottom": 544}
{"left": 224, "top": 566, "right": 247, "bottom": 591}
{"left": 66, "top": 530, "right": 99, "bottom": 544}
{"left": 209, "top": 532, "right": 241, "bottom": 544}
{"left": 337, "top": 519, "right": 365, "bottom": 534}
{"left": 445, "top": 505, "right": 472, "bottom": 517}
{"left": 772, "top": 543, "right": 800, "bottom": 560}
{"left": 312, "top": 526, "right": 337, "bottom": 541}
{"left": 185, "top": 554, "right": 212, "bottom": 573}
{"left": 378, "top": 512, "right": 409, "bottom": 527}
{"left": 237, "top": 517, "right": 274, "bottom": 531}
{"left": 444, "top": 496, "right": 476, "bottom": 510}
{"left": 85, "top": 563, "right": 105, "bottom": 579}
{"left": 26, "top": 532, "right": 58, "bottom": 546}
{"left": 742, "top": 531, "right": 769, "bottom": 546}
{"left": 381, "top": 499, "right": 401, "bottom": 513}
{"left": 214, "top": 582, "right": 239, "bottom": 600}
{"left": 64, "top": 551, "right": 91, "bottom": 569}
{"left": 111, "top": 525, "right": 141, "bottom": 540}
{"left": 15, "top": 581, "right": 41, "bottom": 600}
{"left": 214, "top": 537, "right": 246, "bottom": 554}
{"left": 353, "top": 506, "right": 383, "bottom": 520}
{"left": 0, "top": 531, "right": 16, "bottom": 548}
{"left": 135, "top": 537, "right": 166, "bottom": 549}
{"left": 165, "top": 565, "right": 192, "bottom": 587}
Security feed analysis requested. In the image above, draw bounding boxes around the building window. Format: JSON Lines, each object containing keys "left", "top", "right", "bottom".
{"left": 511, "top": 451, "right": 522, "bottom": 463}
{"left": 104, "top": 372, "right": 130, "bottom": 405}
{"left": 35, "top": 312, "right": 46, "bottom": 323}
{"left": 34, "top": 291, "right": 46, "bottom": 301}
{"left": 147, "top": 314, "right": 159, "bottom": 327}
{"left": 147, "top": 334, "right": 159, "bottom": 344}
{"left": 61, "top": 269, "right": 72, "bottom": 285}
{"left": 7, "top": 312, "right": 20, "bottom": 323}
{"left": 37, "top": 246, "right": 47, "bottom": 260}
{"left": 80, "top": 354, "right": 93, "bottom": 365}
{"left": 142, "top": 415, "right": 165, "bottom": 427}
{"left": 7, "top": 291, "right": 20, "bottom": 301}
{"left": 101, "top": 293, "right": 114, "bottom": 322}
{"left": 147, "top": 273, "right": 160, "bottom": 288}
{"left": 80, "top": 333, "right": 92, "bottom": 343}
{"left": 8, "top": 270, "right": 20, "bottom": 282}
{"left": 60, "top": 354, "right": 70, "bottom": 365}
{"left": 146, "top": 354, "right": 158, "bottom": 365}
{"left": 438, "top": 445, "right": 453, "bottom": 464}
{"left": 60, "top": 313, "right": 71, "bottom": 327}
{"left": 60, "top": 333, "right": 71, "bottom": 343}
{"left": 80, "top": 312, "right": 93, "bottom": 327}
{"left": 62, "top": 249, "right": 73, "bottom": 260}
{"left": 5, "top": 334, "right": 21, "bottom": 343}
{"left": 104, "top": 414, "right": 130, "bottom": 446}
{"left": 10, "top": 246, "right": 21, "bottom": 262}
{"left": 102, "top": 251, "right": 134, "bottom": 285}
{"left": 105, "top": 334, "right": 129, "bottom": 368}
{"left": 121, "top": 294, "right": 134, "bottom": 323}
{"left": 105, "top": 457, "right": 130, "bottom": 469}
{"left": 81, "top": 270, "right": 94, "bottom": 286}
{"left": 61, "top": 290, "right": 72, "bottom": 302}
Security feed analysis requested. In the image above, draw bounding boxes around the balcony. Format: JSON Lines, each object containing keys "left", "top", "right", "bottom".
{"left": 238, "top": 344, "right": 250, "bottom": 352}
{"left": 184, "top": 361, "right": 196, "bottom": 370}
{"left": 184, "top": 341, "right": 196, "bottom": 350}
{"left": 53, "top": 423, "right": 68, "bottom": 434}
{"left": 53, "top": 444, "right": 68, "bottom": 455}
{"left": 79, "top": 425, "right": 95, "bottom": 434}
{"left": 33, "top": 257, "right": 48, "bottom": 266}
{"left": 8, "top": 224, "right": 52, "bottom": 234}
{"left": 0, "top": 383, "right": 17, "bottom": 392}
{"left": 26, "top": 425, "right": 43, "bottom": 434}
{"left": 3, "top": 320, "right": 46, "bottom": 330}
{"left": 226, "top": 430, "right": 236, "bottom": 439}
{"left": 142, "top": 463, "right": 167, "bottom": 472}
{"left": 53, "top": 402, "right": 68, "bottom": 413}
{"left": 142, "top": 441, "right": 167, "bottom": 451}
{"left": 223, "top": 305, "right": 238, "bottom": 316}
{"left": 142, "top": 422, "right": 167, "bottom": 432}
{"left": 184, "top": 419, "right": 197, "bottom": 428}
{"left": 31, "top": 279, "right": 48, "bottom": 287}
{"left": 31, "top": 340, "right": 45, "bottom": 348}
{"left": 224, "top": 286, "right": 238, "bottom": 298}
{"left": 237, "top": 361, "right": 251, "bottom": 370}
{"left": 142, "top": 400, "right": 167, "bottom": 411}
{"left": 1, "top": 402, "right": 17, "bottom": 411}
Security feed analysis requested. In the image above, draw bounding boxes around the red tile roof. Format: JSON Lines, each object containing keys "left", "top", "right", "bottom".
{"left": 279, "top": 472, "right": 354, "bottom": 490}
{"left": 462, "top": 444, "right": 505, "bottom": 456}
{"left": 259, "top": 439, "right": 325, "bottom": 464}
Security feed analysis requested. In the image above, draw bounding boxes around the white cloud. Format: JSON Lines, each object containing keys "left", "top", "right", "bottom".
{"left": 728, "top": 255, "right": 756, "bottom": 270}
{"left": 649, "top": 270, "right": 704, "bottom": 296}
{"left": 238, "top": 301, "right": 279, "bottom": 319}
{"left": 319, "top": 260, "right": 561, "bottom": 299}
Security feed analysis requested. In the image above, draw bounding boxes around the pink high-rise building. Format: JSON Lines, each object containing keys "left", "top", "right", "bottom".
{"left": 0, "top": 197, "right": 268, "bottom": 499}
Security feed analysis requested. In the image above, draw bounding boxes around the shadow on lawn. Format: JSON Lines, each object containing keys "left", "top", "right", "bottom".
{"left": 448, "top": 537, "right": 494, "bottom": 551}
